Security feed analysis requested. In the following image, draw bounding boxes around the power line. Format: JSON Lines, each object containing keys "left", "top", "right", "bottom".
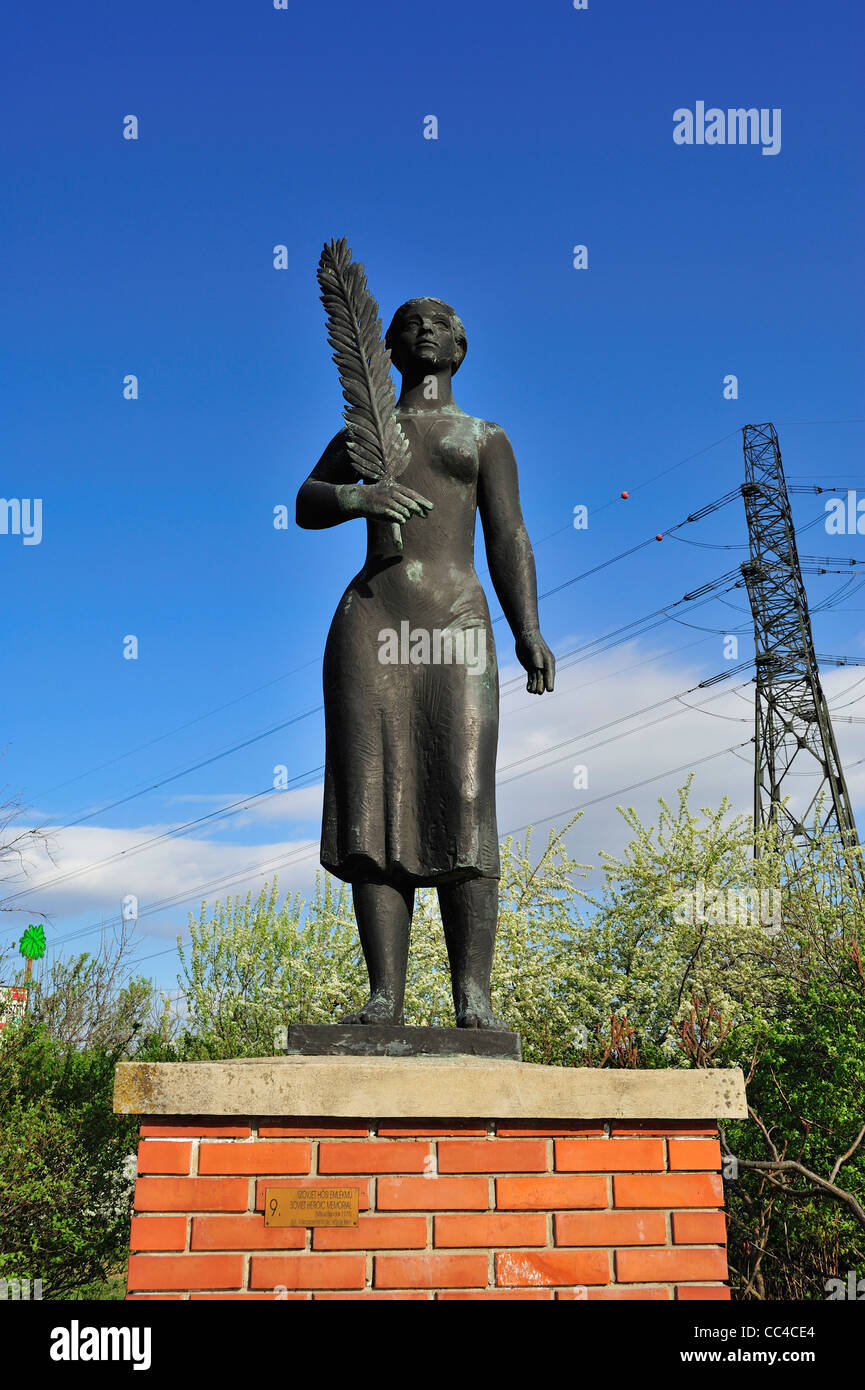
{"left": 529, "top": 487, "right": 742, "bottom": 606}
{"left": 0, "top": 784, "right": 310, "bottom": 908}
{"left": 39, "top": 480, "right": 847, "bottom": 871}
{"left": 119, "top": 739, "right": 754, "bottom": 978}
{"left": 3, "top": 631, "right": 728, "bottom": 945}
{"left": 0, "top": 641, "right": 744, "bottom": 915}
{"left": 68, "top": 680, "right": 865, "bottom": 976}
{"left": 16, "top": 448, "right": 865, "bottom": 945}
{"left": 503, "top": 740, "right": 754, "bottom": 837}
{"left": 15, "top": 660, "right": 753, "bottom": 954}
{"left": 0, "top": 630, "right": 718, "bottom": 944}
{"left": 25, "top": 424, "right": 865, "bottom": 821}
{"left": 31, "top": 473, "right": 746, "bottom": 815}
{"left": 588, "top": 431, "right": 742, "bottom": 517}
{"left": 33, "top": 659, "right": 322, "bottom": 801}
{"left": 497, "top": 683, "right": 752, "bottom": 787}
{"left": 17, "top": 419, "right": 865, "bottom": 971}
{"left": 55, "top": 708, "right": 322, "bottom": 832}
{"left": 5, "top": 571, "right": 743, "bottom": 904}
{"left": 527, "top": 429, "right": 741, "bottom": 545}
{"left": 29, "top": 838, "right": 325, "bottom": 956}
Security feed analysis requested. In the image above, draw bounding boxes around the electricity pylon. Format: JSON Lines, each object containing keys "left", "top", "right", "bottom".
{"left": 739, "top": 422, "right": 863, "bottom": 882}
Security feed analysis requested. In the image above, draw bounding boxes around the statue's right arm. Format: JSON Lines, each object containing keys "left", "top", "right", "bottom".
{"left": 296, "top": 432, "right": 435, "bottom": 530}
{"left": 296, "top": 431, "right": 364, "bottom": 530}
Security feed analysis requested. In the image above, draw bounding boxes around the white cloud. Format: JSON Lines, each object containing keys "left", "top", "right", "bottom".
{"left": 495, "top": 643, "right": 865, "bottom": 871}
{"left": 0, "top": 827, "right": 322, "bottom": 948}
{"left": 5, "top": 641, "right": 865, "bottom": 975}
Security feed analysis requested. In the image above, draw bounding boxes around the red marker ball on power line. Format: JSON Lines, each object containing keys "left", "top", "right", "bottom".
{"left": 621, "top": 491, "right": 629, "bottom": 499}
{"left": 656, "top": 533, "right": 663, "bottom": 541}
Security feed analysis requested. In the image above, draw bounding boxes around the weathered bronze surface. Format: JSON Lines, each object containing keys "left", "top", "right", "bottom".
{"left": 286, "top": 1023, "right": 522, "bottom": 1060}
{"left": 297, "top": 243, "right": 555, "bottom": 1032}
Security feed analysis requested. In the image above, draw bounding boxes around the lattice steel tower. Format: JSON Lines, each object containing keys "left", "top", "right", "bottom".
{"left": 740, "top": 422, "right": 862, "bottom": 873}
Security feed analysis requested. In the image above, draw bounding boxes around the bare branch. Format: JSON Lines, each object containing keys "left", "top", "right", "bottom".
{"left": 731, "top": 1156, "right": 865, "bottom": 1228}
{"left": 829, "top": 1122, "right": 865, "bottom": 1185}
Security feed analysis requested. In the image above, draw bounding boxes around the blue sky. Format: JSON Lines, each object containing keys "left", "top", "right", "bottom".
{"left": 2, "top": 0, "right": 864, "bottom": 992}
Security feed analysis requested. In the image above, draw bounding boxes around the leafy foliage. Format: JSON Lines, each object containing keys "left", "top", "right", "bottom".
{"left": 173, "top": 877, "right": 366, "bottom": 1058}
{"left": 0, "top": 925, "right": 159, "bottom": 1298}
{"left": 0, "top": 1019, "right": 141, "bottom": 1297}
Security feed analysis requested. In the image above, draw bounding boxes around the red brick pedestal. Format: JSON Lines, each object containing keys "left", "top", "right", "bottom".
{"left": 114, "top": 1057, "right": 745, "bottom": 1302}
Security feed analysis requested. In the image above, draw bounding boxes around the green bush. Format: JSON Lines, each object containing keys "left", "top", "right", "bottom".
{"left": 0, "top": 1019, "right": 140, "bottom": 1298}
{"left": 0, "top": 937, "right": 156, "bottom": 1299}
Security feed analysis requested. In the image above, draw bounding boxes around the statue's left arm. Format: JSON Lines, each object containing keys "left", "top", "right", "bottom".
{"left": 478, "top": 423, "right": 555, "bottom": 695}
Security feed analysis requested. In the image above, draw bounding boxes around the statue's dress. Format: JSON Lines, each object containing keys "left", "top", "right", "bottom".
{"left": 321, "top": 407, "right": 500, "bottom": 887}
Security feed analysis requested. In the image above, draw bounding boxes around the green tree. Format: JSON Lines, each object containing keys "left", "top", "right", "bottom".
{"left": 175, "top": 876, "right": 366, "bottom": 1057}
{"left": 0, "top": 927, "right": 156, "bottom": 1299}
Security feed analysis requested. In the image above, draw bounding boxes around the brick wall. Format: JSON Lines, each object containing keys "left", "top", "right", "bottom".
{"left": 126, "top": 1117, "right": 731, "bottom": 1301}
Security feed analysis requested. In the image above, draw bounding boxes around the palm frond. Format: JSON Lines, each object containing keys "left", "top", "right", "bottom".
{"left": 317, "top": 237, "right": 410, "bottom": 484}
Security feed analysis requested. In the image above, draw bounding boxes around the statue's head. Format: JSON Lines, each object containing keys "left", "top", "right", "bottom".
{"left": 385, "top": 297, "right": 467, "bottom": 377}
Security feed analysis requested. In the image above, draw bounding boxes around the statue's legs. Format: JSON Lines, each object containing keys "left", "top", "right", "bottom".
{"left": 341, "top": 879, "right": 414, "bottom": 1025}
{"left": 438, "top": 876, "right": 508, "bottom": 1029}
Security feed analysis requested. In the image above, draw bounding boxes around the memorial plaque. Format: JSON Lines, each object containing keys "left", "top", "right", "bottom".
{"left": 264, "top": 1185, "right": 359, "bottom": 1227}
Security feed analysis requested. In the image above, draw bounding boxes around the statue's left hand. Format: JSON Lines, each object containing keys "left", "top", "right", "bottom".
{"left": 515, "top": 631, "right": 556, "bottom": 695}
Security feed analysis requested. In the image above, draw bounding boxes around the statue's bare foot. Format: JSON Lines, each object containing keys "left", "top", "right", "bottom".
{"left": 457, "top": 1003, "right": 509, "bottom": 1030}
{"left": 341, "top": 993, "right": 403, "bottom": 1025}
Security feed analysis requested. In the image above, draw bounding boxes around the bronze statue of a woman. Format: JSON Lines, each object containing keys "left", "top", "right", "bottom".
{"left": 296, "top": 294, "right": 555, "bottom": 1029}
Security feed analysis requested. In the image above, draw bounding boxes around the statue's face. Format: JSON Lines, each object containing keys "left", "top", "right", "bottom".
{"left": 390, "top": 300, "right": 457, "bottom": 375}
